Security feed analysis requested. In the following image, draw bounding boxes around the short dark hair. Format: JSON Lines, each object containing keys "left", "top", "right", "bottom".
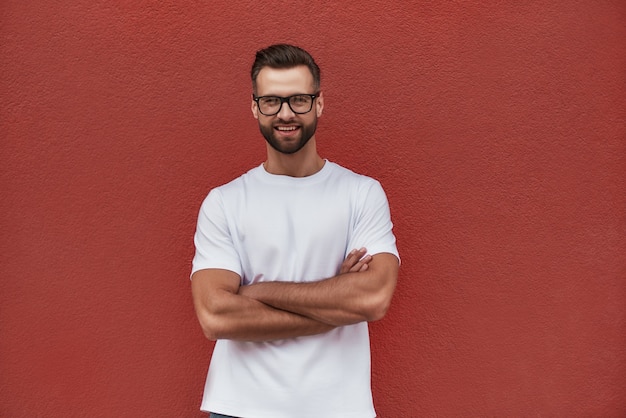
{"left": 251, "top": 44, "right": 321, "bottom": 94}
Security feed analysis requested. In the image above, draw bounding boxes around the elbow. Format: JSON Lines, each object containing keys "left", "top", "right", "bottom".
{"left": 199, "top": 319, "right": 219, "bottom": 341}
{"left": 363, "top": 292, "right": 393, "bottom": 322}
{"left": 365, "top": 302, "right": 391, "bottom": 323}
{"left": 201, "top": 325, "right": 219, "bottom": 342}
{"left": 197, "top": 311, "right": 225, "bottom": 341}
{"left": 360, "top": 261, "right": 398, "bottom": 322}
{"left": 193, "top": 289, "right": 237, "bottom": 341}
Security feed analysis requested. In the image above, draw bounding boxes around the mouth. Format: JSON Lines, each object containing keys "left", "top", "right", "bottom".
{"left": 274, "top": 125, "right": 300, "bottom": 136}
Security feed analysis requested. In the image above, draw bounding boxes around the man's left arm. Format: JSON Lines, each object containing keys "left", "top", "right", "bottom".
{"left": 241, "top": 178, "right": 399, "bottom": 326}
{"left": 239, "top": 250, "right": 399, "bottom": 327}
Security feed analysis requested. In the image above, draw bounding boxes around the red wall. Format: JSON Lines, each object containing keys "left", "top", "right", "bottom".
{"left": 2, "top": 1, "right": 624, "bottom": 416}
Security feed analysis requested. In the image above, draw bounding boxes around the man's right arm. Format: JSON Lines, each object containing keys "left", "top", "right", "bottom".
{"left": 191, "top": 268, "right": 334, "bottom": 342}
{"left": 191, "top": 252, "right": 371, "bottom": 342}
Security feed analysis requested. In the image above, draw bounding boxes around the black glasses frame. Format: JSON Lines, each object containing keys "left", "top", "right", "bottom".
{"left": 253, "top": 93, "right": 320, "bottom": 116}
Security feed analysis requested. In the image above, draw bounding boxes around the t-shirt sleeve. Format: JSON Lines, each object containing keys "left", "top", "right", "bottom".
{"left": 191, "top": 188, "right": 243, "bottom": 278}
{"left": 347, "top": 180, "right": 400, "bottom": 262}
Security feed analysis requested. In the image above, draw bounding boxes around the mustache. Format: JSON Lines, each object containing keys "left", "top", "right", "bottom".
{"left": 275, "top": 117, "right": 299, "bottom": 124}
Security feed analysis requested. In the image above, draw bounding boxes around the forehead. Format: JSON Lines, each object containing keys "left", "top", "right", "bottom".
{"left": 255, "top": 66, "right": 315, "bottom": 96}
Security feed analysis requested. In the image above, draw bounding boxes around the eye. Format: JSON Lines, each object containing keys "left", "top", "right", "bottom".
{"left": 291, "top": 95, "right": 310, "bottom": 105}
{"left": 260, "top": 97, "right": 280, "bottom": 106}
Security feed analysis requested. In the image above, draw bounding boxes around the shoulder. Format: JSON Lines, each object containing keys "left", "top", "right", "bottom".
{"left": 220, "top": 164, "right": 263, "bottom": 190}
{"left": 207, "top": 164, "right": 263, "bottom": 196}
{"left": 327, "top": 161, "right": 377, "bottom": 183}
{"left": 199, "top": 164, "right": 263, "bottom": 210}
{"left": 327, "top": 161, "right": 384, "bottom": 193}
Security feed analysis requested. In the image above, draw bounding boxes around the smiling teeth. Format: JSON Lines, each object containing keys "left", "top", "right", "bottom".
{"left": 277, "top": 126, "right": 297, "bottom": 131}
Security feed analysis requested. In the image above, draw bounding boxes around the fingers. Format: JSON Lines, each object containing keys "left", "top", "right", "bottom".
{"left": 351, "top": 254, "right": 372, "bottom": 272}
{"left": 339, "top": 248, "right": 371, "bottom": 274}
{"left": 340, "top": 248, "right": 365, "bottom": 274}
{"left": 358, "top": 257, "right": 371, "bottom": 272}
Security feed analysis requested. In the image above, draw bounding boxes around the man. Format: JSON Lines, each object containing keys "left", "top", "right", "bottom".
{"left": 191, "top": 44, "right": 400, "bottom": 418}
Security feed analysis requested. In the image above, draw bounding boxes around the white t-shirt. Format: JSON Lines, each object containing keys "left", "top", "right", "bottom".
{"left": 192, "top": 161, "right": 399, "bottom": 418}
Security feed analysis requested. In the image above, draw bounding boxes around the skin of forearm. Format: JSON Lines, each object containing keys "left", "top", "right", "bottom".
{"left": 238, "top": 266, "right": 396, "bottom": 327}
{"left": 197, "top": 289, "right": 335, "bottom": 342}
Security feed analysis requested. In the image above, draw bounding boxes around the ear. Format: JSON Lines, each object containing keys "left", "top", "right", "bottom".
{"left": 251, "top": 94, "right": 259, "bottom": 120}
{"left": 316, "top": 91, "right": 324, "bottom": 117}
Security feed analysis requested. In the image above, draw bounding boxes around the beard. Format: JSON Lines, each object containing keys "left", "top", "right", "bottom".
{"left": 258, "top": 117, "right": 318, "bottom": 155}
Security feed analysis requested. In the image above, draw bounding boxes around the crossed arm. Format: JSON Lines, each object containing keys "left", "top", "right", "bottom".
{"left": 191, "top": 249, "right": 399, "bottom": 342}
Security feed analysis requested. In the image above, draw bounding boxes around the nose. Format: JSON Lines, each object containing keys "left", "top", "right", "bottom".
{"left": 276, "top": 99, "right": 296, "bottom": 120}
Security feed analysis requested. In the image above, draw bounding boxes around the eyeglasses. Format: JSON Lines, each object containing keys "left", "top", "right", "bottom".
{"left": 253, "top": 93, "right": 320, "bottom": 116}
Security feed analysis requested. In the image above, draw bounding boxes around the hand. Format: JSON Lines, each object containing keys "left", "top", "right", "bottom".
{"left": 339, "top": 248, "right": 372, "bottom": 274}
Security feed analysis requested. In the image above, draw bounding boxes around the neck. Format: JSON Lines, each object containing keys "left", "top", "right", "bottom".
{"left": 264, "top": 138, "right": 324, "bottom": 177}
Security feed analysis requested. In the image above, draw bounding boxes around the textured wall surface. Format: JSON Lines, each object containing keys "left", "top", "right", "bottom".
{"left": 1, "top": 1, "right": 625, "bottom": 417}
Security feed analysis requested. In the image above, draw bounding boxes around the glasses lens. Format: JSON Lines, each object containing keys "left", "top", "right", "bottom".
{"left": 258, "top": 97, "right": 281, "bottom": 115}
{"left": 288, "top": 95, "right": 313, "bottom": 113}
